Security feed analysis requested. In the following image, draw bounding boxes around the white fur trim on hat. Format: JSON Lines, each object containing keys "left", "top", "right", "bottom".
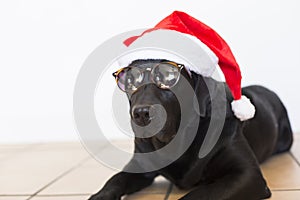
{"left": 118, "top": 29, "right": 226, "bottom": 82}
{"left": 231, "top": 95, "right": 256, "bottom": 121}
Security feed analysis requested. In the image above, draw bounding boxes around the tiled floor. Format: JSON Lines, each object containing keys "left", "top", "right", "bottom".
{"left": 0, "top": 134, "right": 299, "bottom": 200}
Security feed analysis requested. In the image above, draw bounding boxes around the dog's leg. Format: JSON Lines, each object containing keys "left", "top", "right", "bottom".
{"left": 179, "top": 169, "right": 270, "bottom": 200}
{"left": 179, "top": 133, "right": 271, "bottom": 200}
{"left": 88, "top": 171, "right": 157, "bottom": 200}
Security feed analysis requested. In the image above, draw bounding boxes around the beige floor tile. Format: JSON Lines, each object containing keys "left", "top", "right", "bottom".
{"left": 168, "top": 184, "right": 190, "bottom": 195}
{"left": 261, "top": 153, "right": 300, "bottom": 190}
{"left": 40, "top": 159, "right": 169, "bottom": 195}
{"left": 81, "top": 157, "right": 108, "bottom": 167}
{"left": 0, "top": 148, "right": 89, "bottom": 195}
{"left": 0, "top": 144, "right": 35, "bottom": 153}
{"left": 167, "top": 193, "right": 185, "bottom": 200}
{"left": 39, "top": 162, "right": 118, "bottom": 195}
{"left": 110, "top": 140, "right": 134, "bottom": 153}
{"left": 2, "top": 138, "right": 300, "bottom": 199}
{"left": 167, "top": 184, "right": 190, "bottom": 199}
{"left": 30, "top": 195, "right": 89, "bottom": 200}
{"left": 0, "top": 144, "right": 40, "bottom": 162}
{"left": 123, "top": 194, "right": 166, "bottom": 200}
{"left": 138, "top": 176, "right": 170, "bottom": 194}
{"left": 78, "top": 140, "right": 134, "bottom": 168}
{"left": 0, "top": 196, "right": 30, "bottom": 200}
{"left": 291, "top": 133, "right": 300, "bottom": 163}
{"left": 80, "top": 156, "right": 132, "bottom": 171}
{"left": 0, "top": 153, "right": 11, "bottom": 161}
{"left": 270, "top": 190, "right": 300, "bottom": 200}
{"left": 31, "top": 142, "right": 85, "bottom": 151}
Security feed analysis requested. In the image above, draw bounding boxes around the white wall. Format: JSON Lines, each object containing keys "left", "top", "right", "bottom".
{"left": 0, "top": 0, "right": 299, "bottom": 143}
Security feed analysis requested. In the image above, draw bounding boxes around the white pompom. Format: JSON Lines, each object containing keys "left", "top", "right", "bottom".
{"left": 231, "top": 95, "right": 256, "bottom": 121}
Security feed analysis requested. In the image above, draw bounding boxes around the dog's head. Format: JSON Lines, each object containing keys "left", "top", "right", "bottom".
{"left": 113, "top": 59, "right": 229, "bottom": 149}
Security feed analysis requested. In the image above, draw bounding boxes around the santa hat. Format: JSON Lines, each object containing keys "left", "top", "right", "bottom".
{"left": 118, "top": 11, "right": 255, "bottom": 121}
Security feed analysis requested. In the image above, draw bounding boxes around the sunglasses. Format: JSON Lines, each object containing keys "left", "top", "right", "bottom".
{"left": 113, "top": 61, "right": 185, "bottom": 93}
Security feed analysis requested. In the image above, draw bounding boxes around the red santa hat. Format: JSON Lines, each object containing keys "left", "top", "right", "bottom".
{"left": 118, "top": 11, "right": 255, "bottom": 121}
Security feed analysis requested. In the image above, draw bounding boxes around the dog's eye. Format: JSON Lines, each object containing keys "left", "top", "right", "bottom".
{"left": 152, "top": 63, "right": 180, "bottom": 89}
{"left": 117, "top": 68, "right": 144, "bottom": 92}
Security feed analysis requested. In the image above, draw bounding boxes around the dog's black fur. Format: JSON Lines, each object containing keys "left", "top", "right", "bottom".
{"left": 89, "top": 59, "right": 293, "bottom": 200}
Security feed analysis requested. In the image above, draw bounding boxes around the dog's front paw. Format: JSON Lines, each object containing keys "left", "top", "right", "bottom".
{"left": 88, "top": 191, "right": 120, "bottom": 200}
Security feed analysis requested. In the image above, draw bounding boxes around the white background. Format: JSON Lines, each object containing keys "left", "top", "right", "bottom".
{"left": 0, "top": 0, "right": 299, "bottom": 143}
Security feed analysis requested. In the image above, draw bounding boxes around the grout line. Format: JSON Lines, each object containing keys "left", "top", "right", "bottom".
{"left": 26, "top": 156, "right": 92, "bottom": 200}
{"left": 289, "top": 151, "right": 300, "bottom": 167}
{"left": 271, "top": 188, "right": 300, "bottom": 192}
{"left": 27, "top": 194, "right": 91, "bottom": 197}
{"left": 0, "top": 194, "right": 92, "bottom": 197}
{"left": 164, "top": 183, "right": 173, "bottom": 200}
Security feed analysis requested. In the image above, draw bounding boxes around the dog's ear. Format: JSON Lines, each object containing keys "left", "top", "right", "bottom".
{"left": 192, "top": 73, "right": 211, "bottom": 117}
{"left": 192, "top": 73, "right": 230, "bottom": 118}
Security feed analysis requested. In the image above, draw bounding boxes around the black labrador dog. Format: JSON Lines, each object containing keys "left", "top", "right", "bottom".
{"left": 89, "top": 59, "right": 293, "bottom": 200}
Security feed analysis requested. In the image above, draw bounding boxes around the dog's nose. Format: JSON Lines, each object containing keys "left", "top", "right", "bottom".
{"left": 132, "top": 105, "right": 151, "bottom": 126}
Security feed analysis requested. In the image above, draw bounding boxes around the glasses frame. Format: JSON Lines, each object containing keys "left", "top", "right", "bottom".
{"left": 112, "top": 61, "right": 186, "bottom": 93}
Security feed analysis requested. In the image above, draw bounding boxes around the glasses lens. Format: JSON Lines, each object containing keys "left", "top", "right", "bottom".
{"left": 152, "top": 63, "right": 180, "bottom": 89}
{"left": 117, "top": 67, "right": 144, "bottom": 92}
